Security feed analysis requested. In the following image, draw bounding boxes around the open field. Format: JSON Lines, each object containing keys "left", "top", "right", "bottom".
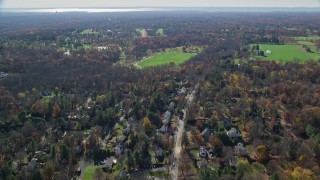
{"left": 156, "top": 28, "right": 165, "bottom": 36}
{"left": 137, "top": 52, "right": 196, "bottom": 67}
{"left": 83, "top": 165, "right": 98, "bottom": 180}
{"left": 136, "top": 28, "right": 148, "bottom": 38}
{"left": 293, "top": 36, "right": 320, "bottom": 41}
{"left": 80, "top": 29, "right": 99, "bottom": 35}
{"left": 252, "top": 44, "right": 320, "bottom": 62}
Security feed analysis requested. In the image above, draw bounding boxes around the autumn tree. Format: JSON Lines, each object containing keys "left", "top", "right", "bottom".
{"left": 143, "top": 117, "right": 152, "bottom": 133}
{"left": 256, "top": 145, "right": 269, "bottom": 163}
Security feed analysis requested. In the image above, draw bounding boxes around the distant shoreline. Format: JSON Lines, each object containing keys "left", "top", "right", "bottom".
{"left": 1, "top": 7, "right": 320, "bottom": 13}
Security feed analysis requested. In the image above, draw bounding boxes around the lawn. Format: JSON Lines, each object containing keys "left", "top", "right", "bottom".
{"left": 137, "top": 52, "right": 196, "bottom": 68}
{"left": 80, "top": 29, "right": 99, "bottom": 35}
{"left": 83, "top": 165, "right": 98, "bottom": 180}
{"left": 293, "top": 36, "right": 320, "bottom": 41}
{"left": 156, "top": 28, "right": 165, "bottom": 36}
{"left": 253, "top": 44, "right": 320, "bottom": 62}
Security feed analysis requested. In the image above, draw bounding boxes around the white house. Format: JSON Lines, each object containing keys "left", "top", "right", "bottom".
{"left": 178, "top": 87, "right": 187, "bottom": 96}
{"left": 227, "top": 128, "right": 241, "bottom": 138}
{"left": 64, "top": 50, "right": 71, "bottom": 56}
{"left": 98, "top": 46, "right": 107, "bottom": 51}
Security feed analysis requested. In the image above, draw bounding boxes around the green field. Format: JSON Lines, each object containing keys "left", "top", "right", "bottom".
{"left": 252, "top": 44, "right": 320, "bottom": 62}
{"left": 137, "top": 52, "right": 196, "bottom": 67}
{"left": 80, "top": 29, "right": 99, "bottom": 35}
{"left": 293, "top": 36, "right": 320, "bottom": 41}
{"left": 156, "top": 28, "right": 165, "bottom": 36}
{"left": 83, "top": 165, "right": 98, "bottom": 180}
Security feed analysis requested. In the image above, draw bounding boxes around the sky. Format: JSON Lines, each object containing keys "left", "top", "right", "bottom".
{"left": 1, "top": 0, "right": 320, "bottom": 8}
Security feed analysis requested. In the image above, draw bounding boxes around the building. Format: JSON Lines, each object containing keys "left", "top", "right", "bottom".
{"left": 157, "top": 125, "right": 168, "bottom": 133}
{"left": 201, "top": 128, "right": 210, "bottom": 139}
{"left": 115, "top": 144, "right": 124, "bottom": 155}
{"left": 266, "top": 50, "right": 272, "bottom": 54}
{"left": 102, "top": 156, "right": 116, "bottom": 171}
{"left": 178, "top": 87, "right": 187, "bottom": 96}
{"left": 197, "top": 159, "right": 208, "bottom": 168}
{"left": 227, "top": 128, "right": 241, "bottom": 139}
{"left": 64, "top": 50, "right": 71, "bottom": 56}
{"left": 169, "top": 102, "right": 175, "bottom": 110}
{"left": 234, "top": 143, "right": 248, "bottom": 156}
{"left": 199, "top": 147, "right": 207, "bottom": 158}
{"left": 163, "top": 111, "right": 171, "bottom": 125}
{"left": 0, "top": 72, "right": 8, "bottom": 78}
{"left": 156, "top": 147, "right": 164, "bottom": 158}
{"left": 97, "top": 46, "right": 107, "bottom": 51}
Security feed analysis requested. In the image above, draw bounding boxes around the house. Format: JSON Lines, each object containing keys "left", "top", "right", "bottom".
{"left": 228, "top": 157, "right": 237, "bottom": 167}
{"left": 42, "top": 89, "right": 51, "bottom": 96}
{"left": 157, "top": 125, "right": 168, "bottom": 133}
{"left": 169, "top": 102, "right": 175, "bottom": 110}
{"left": 199, "top": 147, "right": 207, "bottom": 158}
{"left": 197, "top": 158, "right": 208, "bottom": 168}
{"left": 156, "top": 147, "right": 164, "bottom": 157}
{"left": 178, "top": 87, "right": 187, "bottom": 96}
{"left": 227, "top": 127, "right": 241, "bottom": 139}
{"left": 102, "top": 156, "right": 116, "bottom": 171}
{"left": 234, "top": 143, "right": 248, "bottom": 156}
{"left": 0, "top": 72, "right": 8, "bottom": 78}
{"left": 222, "top": 117, "right": 232, "bottom": 130}
{"left": 201, "top": 128, "right": 210, "bottom": 139}
{"left": 115, "top": 144, "right": 124, "bottom": 155}
{"left": 97, "top": 46, "right": 107, "bottom": 51}
{"left": 163, "top": 111, "right": 171, "bottom": 125}
{"left": 27, "top": 158, "right": 37, "bottom": 171}
{"left": 64, "top": 50, "right": 71, "bottom": 56}
{"left": 208, "top": 147, "right": 215, "bottom": 157}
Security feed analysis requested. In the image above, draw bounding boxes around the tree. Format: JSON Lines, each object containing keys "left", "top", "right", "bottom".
{"left": 43, "top": 161, "right": 54, "bottom": 180}
{"left": 147, "top": 112, "right": 161, "bottom": 127}
{"left": 126, "top": 150, "right": 134, "bottom": 172}
{"left": 94, "top": 167, "right": 104, "bottom": 180}
{"left": 60, "top": 144, "right": 69, "bottom": 163}
{"left": 198, "top": 167, "right": 218, "bottom": 180}
{"left": 143, "top": 117, "right": 152, "bottom": 133}
{"left": 305, "top": 124, "right": 317, "bottom": 138}
{"left": 52, "top": 103, "right": 61, "bottom": 118}
{"left": 270, "top": 172, "right": 280, "bottom": 180}
{"left": 236, "top": 159, "right": 252, "bottom": 179}
{"left": 32, "top": 169, "right": 44, "bottom": 180}
{"left": 256, "top": 145, "right": 268, "bottom": 163}
{"left": 291, "top": 166, "right": 315, "bottom": 180}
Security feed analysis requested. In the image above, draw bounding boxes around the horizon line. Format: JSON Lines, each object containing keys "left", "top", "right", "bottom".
{"left": 1, "top": 7, "right": 320, "bottom": 9}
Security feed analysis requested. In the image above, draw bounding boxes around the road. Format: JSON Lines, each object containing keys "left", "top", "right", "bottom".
{"left": 170, "top": 84, "right": 198, "bottom": 180}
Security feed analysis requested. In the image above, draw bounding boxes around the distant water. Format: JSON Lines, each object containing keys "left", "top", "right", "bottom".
{"left": 1, "top": 7, "right": 320, "bottom": 13}
{"left": 1, "top": 8, "right": 155, "bottom": 13}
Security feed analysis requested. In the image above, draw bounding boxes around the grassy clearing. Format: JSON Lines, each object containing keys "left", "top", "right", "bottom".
{"left": 136, "top": 28, "right": 147, "bottom": 38}
{"left": 252, "top": 44, "right": 320, "bottom": 62}
{"left": 293, "top": 36, "right": 320, "bottom": 41}
{"left": 80, "top": 29, "right": 99, "bottom": 35}
{"left": 83, "top": 165, "right": 98, "bottom": 180}
{"left": 156, "top": 28, "right": 165, "bottom": 36}
{"left": 137, "top": 52, "right": 196, "bottom": 68}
